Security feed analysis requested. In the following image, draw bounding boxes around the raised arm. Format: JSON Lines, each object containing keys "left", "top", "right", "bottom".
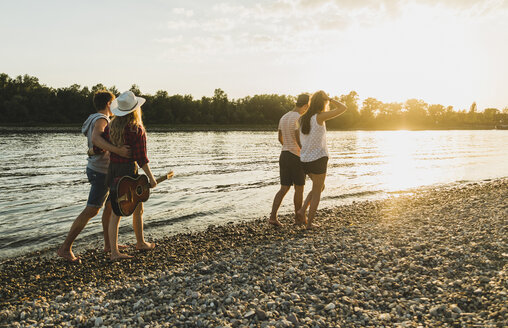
{"left": 91, "top": 118, "right": 131, "bottom": 158}
{"left": 316, "top": 98, "right": 348, "bottom": 125}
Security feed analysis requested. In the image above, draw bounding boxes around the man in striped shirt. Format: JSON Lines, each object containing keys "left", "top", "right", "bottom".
{"left": 269, "top": 94, "right": 310, "bottom": 226}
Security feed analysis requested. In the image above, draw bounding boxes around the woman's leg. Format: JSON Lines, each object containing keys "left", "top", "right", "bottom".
{"left": 109, "top": 213, "right": 132, "bottom": 260}
{"left": 133, "top": 203, "right": 155, "bottom": 250}
{"left": 102, "top": 201, "right": 128, "bottom": 252}
{"left": 306, "top": 173, "right": 326, "bottom": 229}
{"left": 296, "top": 178, "right": 325, "bottom": 225}
{"left": 296, "top": 189, "right": 312, "bottom": 223}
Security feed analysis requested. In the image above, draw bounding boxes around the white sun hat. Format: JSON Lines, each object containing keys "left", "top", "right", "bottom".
{"left": 111, "top": 90, "right": 146, "bottom": 117}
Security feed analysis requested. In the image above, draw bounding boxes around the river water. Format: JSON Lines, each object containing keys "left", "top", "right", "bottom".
{"left": 1, "top": 129, "right": 507, "bottom": 258}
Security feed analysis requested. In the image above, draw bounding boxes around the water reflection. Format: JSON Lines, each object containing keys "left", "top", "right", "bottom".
{"left": 373, "top": 131, "right": 428, "bottom": 191}
{"left": 0, "top": 130, "right": 507, "bottom": 258}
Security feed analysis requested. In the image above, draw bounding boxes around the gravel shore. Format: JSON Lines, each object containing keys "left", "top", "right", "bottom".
{"left": 1, "top": 179, "right": 507, "bottom": 327}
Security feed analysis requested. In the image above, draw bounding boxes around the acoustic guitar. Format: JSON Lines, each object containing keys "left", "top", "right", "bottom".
{"left": 111, "top": 171, "right": 174, "bottom": 216}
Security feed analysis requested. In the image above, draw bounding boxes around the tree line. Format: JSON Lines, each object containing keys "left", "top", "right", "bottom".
{"left": 1, "top": 73, "right": 506, "bottom": 129}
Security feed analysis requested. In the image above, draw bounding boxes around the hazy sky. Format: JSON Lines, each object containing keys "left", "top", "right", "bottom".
{"left": 1, "top": 0, "right": 507, "bottom": 110}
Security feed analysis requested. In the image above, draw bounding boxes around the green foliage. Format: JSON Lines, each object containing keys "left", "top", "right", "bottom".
{"left": 328, "top": 91, "right": 359, "bottom": 129}
{"left": 0, "top": 73, "right": 505, "bottom": 129}
{"left": 360, "top": 97, "right": 383, "bottom": 127}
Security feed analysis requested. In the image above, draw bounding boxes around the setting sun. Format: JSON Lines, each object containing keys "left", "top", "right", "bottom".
{"left": 1, "top": 1, "right": 507, "bottom": 110}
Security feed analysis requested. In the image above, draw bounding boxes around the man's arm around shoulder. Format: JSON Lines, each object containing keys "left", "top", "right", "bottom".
{"left": 91, "top": 118, "right": 131, "bottom": 158}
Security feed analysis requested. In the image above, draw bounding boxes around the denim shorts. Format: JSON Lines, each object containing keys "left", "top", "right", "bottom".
{"left": 86, "top": 167, "right": 109, "bottom": 208}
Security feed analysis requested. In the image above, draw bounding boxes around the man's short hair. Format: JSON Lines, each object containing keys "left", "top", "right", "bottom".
{"left": 296, "top": 94, "right": 310, "bottom": 107}
{"left": 93, "top": 90, "right": 115, "bottom": 111}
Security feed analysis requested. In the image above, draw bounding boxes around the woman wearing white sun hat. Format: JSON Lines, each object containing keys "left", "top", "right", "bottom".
{"left": 99, "top": 90, "right": 157, "bottom": 260}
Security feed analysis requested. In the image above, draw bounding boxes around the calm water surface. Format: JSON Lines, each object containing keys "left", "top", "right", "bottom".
{"left": 1, "top": 130, "right": 507, "bottom": 258}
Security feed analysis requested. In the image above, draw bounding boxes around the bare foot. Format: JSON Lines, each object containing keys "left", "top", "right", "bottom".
{"left": 110, "top": 253, "right": 133, "bottom": 261}
{"left": 294, "top": 212, "right": 307, "bottom": 225}
{"left": 57, "top": 247, "right": 80, "bottom": 262}
{"left": 104, "top": 244, "right": 128, "bottom": 252}
{"left": 268, "top": 217, "right": 283, "bottom": 227}
{"left": 136, "top": 242, "right": 156, "bottom": 251}
{"left": 305, "top": 222, "right": 320, "bottom": 230}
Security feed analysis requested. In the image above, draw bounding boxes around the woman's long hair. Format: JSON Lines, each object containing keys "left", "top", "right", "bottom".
{"left": 110, "top": 108, "right": 144, "bottom": 147}
{"left": 300, "top": 90, "right": 328, "bottom": 135}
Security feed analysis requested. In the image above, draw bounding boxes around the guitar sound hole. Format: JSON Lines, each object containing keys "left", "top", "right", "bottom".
{"left": 136, "top": 185, "right": 143, "bottom": 196}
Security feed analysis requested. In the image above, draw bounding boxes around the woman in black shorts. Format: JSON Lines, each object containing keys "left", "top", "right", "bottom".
{"left": 296, "top": 91, "right": 347, "bottom": 229}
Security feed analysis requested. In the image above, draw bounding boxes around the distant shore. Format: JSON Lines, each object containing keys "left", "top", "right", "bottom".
{"left": 0, "top": 124, "right": 501, "bottom": 134}
{"left": 1, "top": 178, "right": 506, "bottom": 327}
{"left": 0, "top": 124, "right": 278, "bottom": 133}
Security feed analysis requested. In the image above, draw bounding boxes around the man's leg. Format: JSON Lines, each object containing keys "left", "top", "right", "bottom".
{"left": 102, "top": 201, "right": 112, "bottom": 251}
{"left": 291, "top": 153, "right": 307, "bottom": 225}
{"left": 270, "top": 151, "right": 293, "bottom": 226}
{"left": 57, "top": 206, "right": 100, "bottom": 261}
{"left": 269, "top": 185, "right": 291, "bottom": 226}
{"left": 133, "top": 203, "right": 155, "bottom": 250}
{"left": 59, "top": 166, "right": 109, "bottom": 259}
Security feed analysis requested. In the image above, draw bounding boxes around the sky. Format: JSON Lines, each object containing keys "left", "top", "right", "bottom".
{"left": 1, "top": 0, "right": 507, "bottom": 110}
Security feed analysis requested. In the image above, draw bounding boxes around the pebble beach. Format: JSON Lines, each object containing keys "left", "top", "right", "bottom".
{"left": 1, "top": 179, "right": 507, "bottom": 327}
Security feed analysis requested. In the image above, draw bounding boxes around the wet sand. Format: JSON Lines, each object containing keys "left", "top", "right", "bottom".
{"left": 1, "top": 179, "right": 507, "bottom": 327}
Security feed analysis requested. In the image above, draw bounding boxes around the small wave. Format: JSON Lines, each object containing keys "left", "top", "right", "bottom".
{"left": 144, "top": 210, "right": 220, "bottom": 229}
{"left": 0, "top": 231, "right": 62, "bottom": 250}
{"left": 323, "top": 190, "right": 385, "bottom": 201}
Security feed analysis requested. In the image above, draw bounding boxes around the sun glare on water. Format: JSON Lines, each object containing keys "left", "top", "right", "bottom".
{"left": 368, "top": 130, "right": 450, "bottom": 192}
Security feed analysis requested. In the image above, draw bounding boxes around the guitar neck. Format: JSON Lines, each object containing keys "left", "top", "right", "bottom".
{"left": 156, "top": 175, "right": 167, "bottom": 184}
{"left": 142, "top": 171, "right": 174, "bottom": 189}
{"left": 154, "top": 171, "right": 174, "bottom": 185}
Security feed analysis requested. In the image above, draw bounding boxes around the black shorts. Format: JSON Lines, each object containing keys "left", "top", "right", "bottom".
{"left": 301, "top": 156, "right": 328, "bottom": 175}
{"left": 279, "top": 151, "right": 305, "bottom": 186}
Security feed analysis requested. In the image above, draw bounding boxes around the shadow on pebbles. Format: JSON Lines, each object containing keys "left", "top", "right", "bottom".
{"left": 1, "top": 179, "right": 507, "bottom": 327}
